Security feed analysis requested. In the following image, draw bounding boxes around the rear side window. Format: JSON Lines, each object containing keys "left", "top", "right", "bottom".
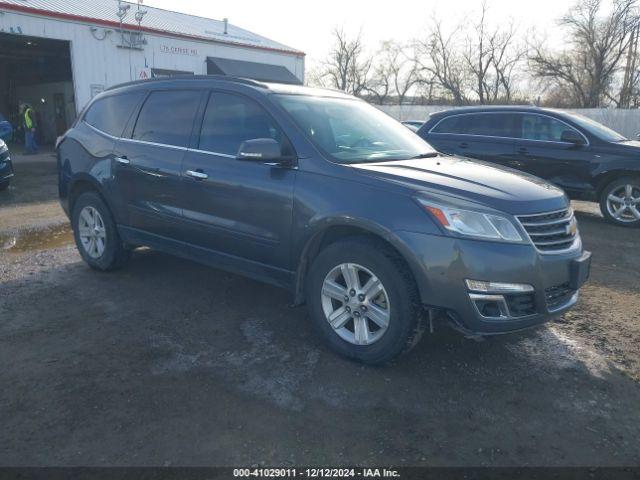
{"left": 432, "top": 113, "right": 517, "bottom": 138}
{"left": 198, "top": 92, "right": 291, "bottom": 156}
{"left": 520, "top": 114, "right": 578, "bottom": 143}
{"left": 84, "top": 93, "right": 143, "bottom": 137}
{"left": 132, "top": 90, "right": 201, "bottom": 147}
{"left": 431, "top": 115, "right": 469, "bottom": 134}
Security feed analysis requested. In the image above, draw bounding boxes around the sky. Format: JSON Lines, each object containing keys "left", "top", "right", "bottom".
{"left": 143, "top": 0, "right": 574, "bottom": 67}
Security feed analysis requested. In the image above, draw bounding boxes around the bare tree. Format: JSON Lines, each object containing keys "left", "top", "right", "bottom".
{"left": 318, "top": 28, "right": 372, "bottom": 97}
{"left": 365, "top": 57, "right": 393, "bottom": 104}
{"left": 367, "top": 40, "right": 421, "bottom": 104}
{"left": 416, "top": 18, "right": 469, "bottom": 105}
{"left": 462, "top": 2, "right": 527, "bottom": 104}
{"left": 529, "top": 0, "right": 639, "bottom": 107}
{"left": 490, "top": 25, "right": 528, "bottom": 103}
{"left": 388, "top": 41, "right": 421, "bottom": 104}
{"left": 463, "top": 3, "right": 494, "bottom": 104}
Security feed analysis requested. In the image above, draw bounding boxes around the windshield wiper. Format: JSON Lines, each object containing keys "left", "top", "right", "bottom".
{"left": 409, "top": 152, "right": 439, "bottom": 159}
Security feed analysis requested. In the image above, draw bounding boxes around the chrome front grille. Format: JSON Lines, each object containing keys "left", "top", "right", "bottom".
{"left": 517, "top": 208, "right": 578, "bottom": 253}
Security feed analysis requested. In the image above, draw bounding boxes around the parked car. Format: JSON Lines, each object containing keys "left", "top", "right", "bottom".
{"left": 0, "top": 139, "right": 14, "bottom": 191}
{"left": 418, "top": 106, "right": 640, "bottom": 227}
{"left": 402, "top": 120, "right": 424, "bottom": 132}
{"left": 0, "top": 113, "right": 13, "bottom": 142}
{"left": 57, "top": 77, "right": 591, "bottom": 364}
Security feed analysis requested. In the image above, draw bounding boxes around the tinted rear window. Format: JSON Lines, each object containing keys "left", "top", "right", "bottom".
{"left": 132, "top": 90, "right": 201, "bottom": 147}
{"left": 431, "top": 115, "right": 469, "bottom": 134}
{"left": 432, "top": 113, "right": 517, "bottom": 138}
{"left": 84, "top": 93, "right": 143, "bottom": 137}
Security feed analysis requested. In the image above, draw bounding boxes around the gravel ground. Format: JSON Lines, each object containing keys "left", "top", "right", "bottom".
{"left": 1, "top": 163, "right": 639, "bottom": 466}
{"left": 0, "top": 152, "right": 67, "bottom": 234}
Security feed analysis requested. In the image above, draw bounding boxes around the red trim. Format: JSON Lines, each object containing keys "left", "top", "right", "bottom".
{"left": 0, "top": 2, "right": 306, "bottom": 57}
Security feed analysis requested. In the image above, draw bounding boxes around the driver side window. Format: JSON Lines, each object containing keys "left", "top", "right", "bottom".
{"left": 198, "top": 92, "right": 292, "bottom": 156}
{"left": 521, "top": 115, "right": 580, "bottom": 143}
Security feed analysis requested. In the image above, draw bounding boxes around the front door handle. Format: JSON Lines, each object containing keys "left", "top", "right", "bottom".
{"left": 459, "top": 142, "right": 469, "bottom": 149}
{"left": 517, "top": 147, "right": 529, "bottom": 155}
{"left": 186, "top": 169, "right": 208, "bottom": 180}
{"left": 115, "top": 156, "right": 130, "bottom": 165}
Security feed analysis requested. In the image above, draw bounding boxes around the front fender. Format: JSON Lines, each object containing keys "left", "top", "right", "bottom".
{"left": 292, "top": 215, "right": 432, "bottom": 306}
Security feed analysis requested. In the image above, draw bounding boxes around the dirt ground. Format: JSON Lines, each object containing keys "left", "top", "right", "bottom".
{"left": 0, "top": 155, "right": 639, "bottom": 467}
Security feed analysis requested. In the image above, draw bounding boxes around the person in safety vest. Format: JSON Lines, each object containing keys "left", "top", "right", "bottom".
{"left": 21, "top": 103, "right": 39, "bottom": 154}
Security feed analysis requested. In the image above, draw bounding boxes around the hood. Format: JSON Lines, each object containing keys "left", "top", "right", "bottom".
{"left": 614, "top": 140, "right": 640, "bottom": 150}
{"left": 351, "top": 156, "right": 568, "bottom": 215}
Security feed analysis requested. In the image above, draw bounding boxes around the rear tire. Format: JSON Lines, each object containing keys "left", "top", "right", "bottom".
{"left": 0, "top": 181, "right": 9, "bottom": 192}
{"left": 599, "top": 177, "right": 640, "bottom": 227}
{"left": 306, "top": 237, "right": 425, "bottom": 365}
{"left": 71, "top": 191, "right": 130, "bottom": 270}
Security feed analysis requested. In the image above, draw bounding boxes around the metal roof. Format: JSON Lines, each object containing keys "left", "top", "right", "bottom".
{"left": 0, "top": 0, "right": 304, "bottom": 55}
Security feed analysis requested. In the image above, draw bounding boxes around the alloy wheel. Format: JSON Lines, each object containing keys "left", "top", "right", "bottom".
{"left": 606, "top": 183, "right": 640, "bottom": 223}
{"left": 320, "top": 263, "right": 391, "bottom": 346}
{"left": 78, "top": 206, "right": 107, "bottom": 258}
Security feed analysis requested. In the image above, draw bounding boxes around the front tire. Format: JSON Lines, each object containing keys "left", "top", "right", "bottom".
{"left": 71, "top": 191, "right": 130, "bottom": 270}
{"left": 599, "top": 177, "right": 640, "bottom": 227}
{"left": 306, "top": 237, "right": 425, "bottom": 365}
{"left": 0, "top": 181, "right": 9, "bottom": 192}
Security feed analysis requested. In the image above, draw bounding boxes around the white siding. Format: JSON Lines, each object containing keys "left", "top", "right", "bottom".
{"left": 0, "top": 10, "right": 305, "bottom": 112}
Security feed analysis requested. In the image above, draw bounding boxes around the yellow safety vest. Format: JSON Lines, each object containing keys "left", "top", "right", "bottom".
{"left": 24, "top": 108, "right": 34, "bottom": 129}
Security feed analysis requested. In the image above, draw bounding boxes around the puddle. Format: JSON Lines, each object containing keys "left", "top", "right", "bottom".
{"left": 0, "top": 224, "right": 73, "bottom": 254}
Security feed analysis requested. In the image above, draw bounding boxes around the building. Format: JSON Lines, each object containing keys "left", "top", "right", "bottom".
{"left": 0, "top": 0, "right": 305, "bottom": 144}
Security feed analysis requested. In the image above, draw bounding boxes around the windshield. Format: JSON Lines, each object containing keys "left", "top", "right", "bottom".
{"left": 564, "top": 112, "right": 627, "bottom": 142}
{"left": 274, "top": 94, "right": 436, "bottom": 163}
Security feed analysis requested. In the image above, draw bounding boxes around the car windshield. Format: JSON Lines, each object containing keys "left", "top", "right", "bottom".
{"left": 564, "top": 112, "right": 627, "bottom": 142}
{"left": 274, "top": 94, "right": 436, "bottom": 163}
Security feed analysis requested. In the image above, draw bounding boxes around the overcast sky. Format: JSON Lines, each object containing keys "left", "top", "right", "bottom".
{"left": 143, "top": 0, "right": 574, "bottom": 66}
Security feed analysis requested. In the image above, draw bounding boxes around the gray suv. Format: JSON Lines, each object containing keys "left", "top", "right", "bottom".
{"left": 57, "top": 76, "right": 591, "bottom": 364}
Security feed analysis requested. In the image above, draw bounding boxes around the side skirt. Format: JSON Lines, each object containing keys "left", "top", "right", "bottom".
{"left": 118, "top": 225, "right": 295, "bottom": 291}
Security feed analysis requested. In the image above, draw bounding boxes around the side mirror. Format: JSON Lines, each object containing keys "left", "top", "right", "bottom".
{"left": 560, "top": 130, "right": 586, "bottom": 146}
{"left": 237, "top": 138, "right": 282, "bottom": 162}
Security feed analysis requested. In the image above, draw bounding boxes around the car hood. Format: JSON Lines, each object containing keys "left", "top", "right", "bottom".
{"left": 350, "top": 156, "right": 568, "bottom": 215}
{"left": 613, "top": 140, "right": 640, "bottom": 150}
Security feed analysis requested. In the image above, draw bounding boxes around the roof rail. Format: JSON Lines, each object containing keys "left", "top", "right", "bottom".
{"left": 106, "top": 74, "right": 268, "bottom": 92}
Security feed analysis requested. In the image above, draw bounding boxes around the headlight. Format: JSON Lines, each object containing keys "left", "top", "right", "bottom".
{"left": 0, "top": 142, "right": 7, "bottom": 154}
{"left": 416, "top": 198, "right": 523, "bottom": 242}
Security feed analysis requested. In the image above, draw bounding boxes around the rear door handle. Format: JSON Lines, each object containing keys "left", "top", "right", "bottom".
{"left": 186, "top": 169, "right": 208, "bottom": 180}
{"left": 459, "top": 142, "right": 469, "bottom": 149}
{"left": 115, "top": 156, "right": 130, "bottom": 165}
{"left": 517, "top": 147, "right": 529, "bottom": 155}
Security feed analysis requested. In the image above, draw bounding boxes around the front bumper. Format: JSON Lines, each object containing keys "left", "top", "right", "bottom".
{"left": 396, "top": 231, "right": 590, "bottom": 335}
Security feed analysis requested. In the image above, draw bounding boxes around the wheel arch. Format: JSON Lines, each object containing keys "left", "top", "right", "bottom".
{"left": 594, "top": 169, "right": 640, "bottom": 197}
{"left": 292, "top": 217, "right": 428, "bottom": 306}
{"left": 68, "top": 174, "right": 113, "bottom": 220}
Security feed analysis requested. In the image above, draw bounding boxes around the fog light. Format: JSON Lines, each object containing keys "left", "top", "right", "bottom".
{"left": 466, "top": 279, "right": 534, "bottom": 293}
{"left": 476, "top": 300, "right": 502, "bottom": 317}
